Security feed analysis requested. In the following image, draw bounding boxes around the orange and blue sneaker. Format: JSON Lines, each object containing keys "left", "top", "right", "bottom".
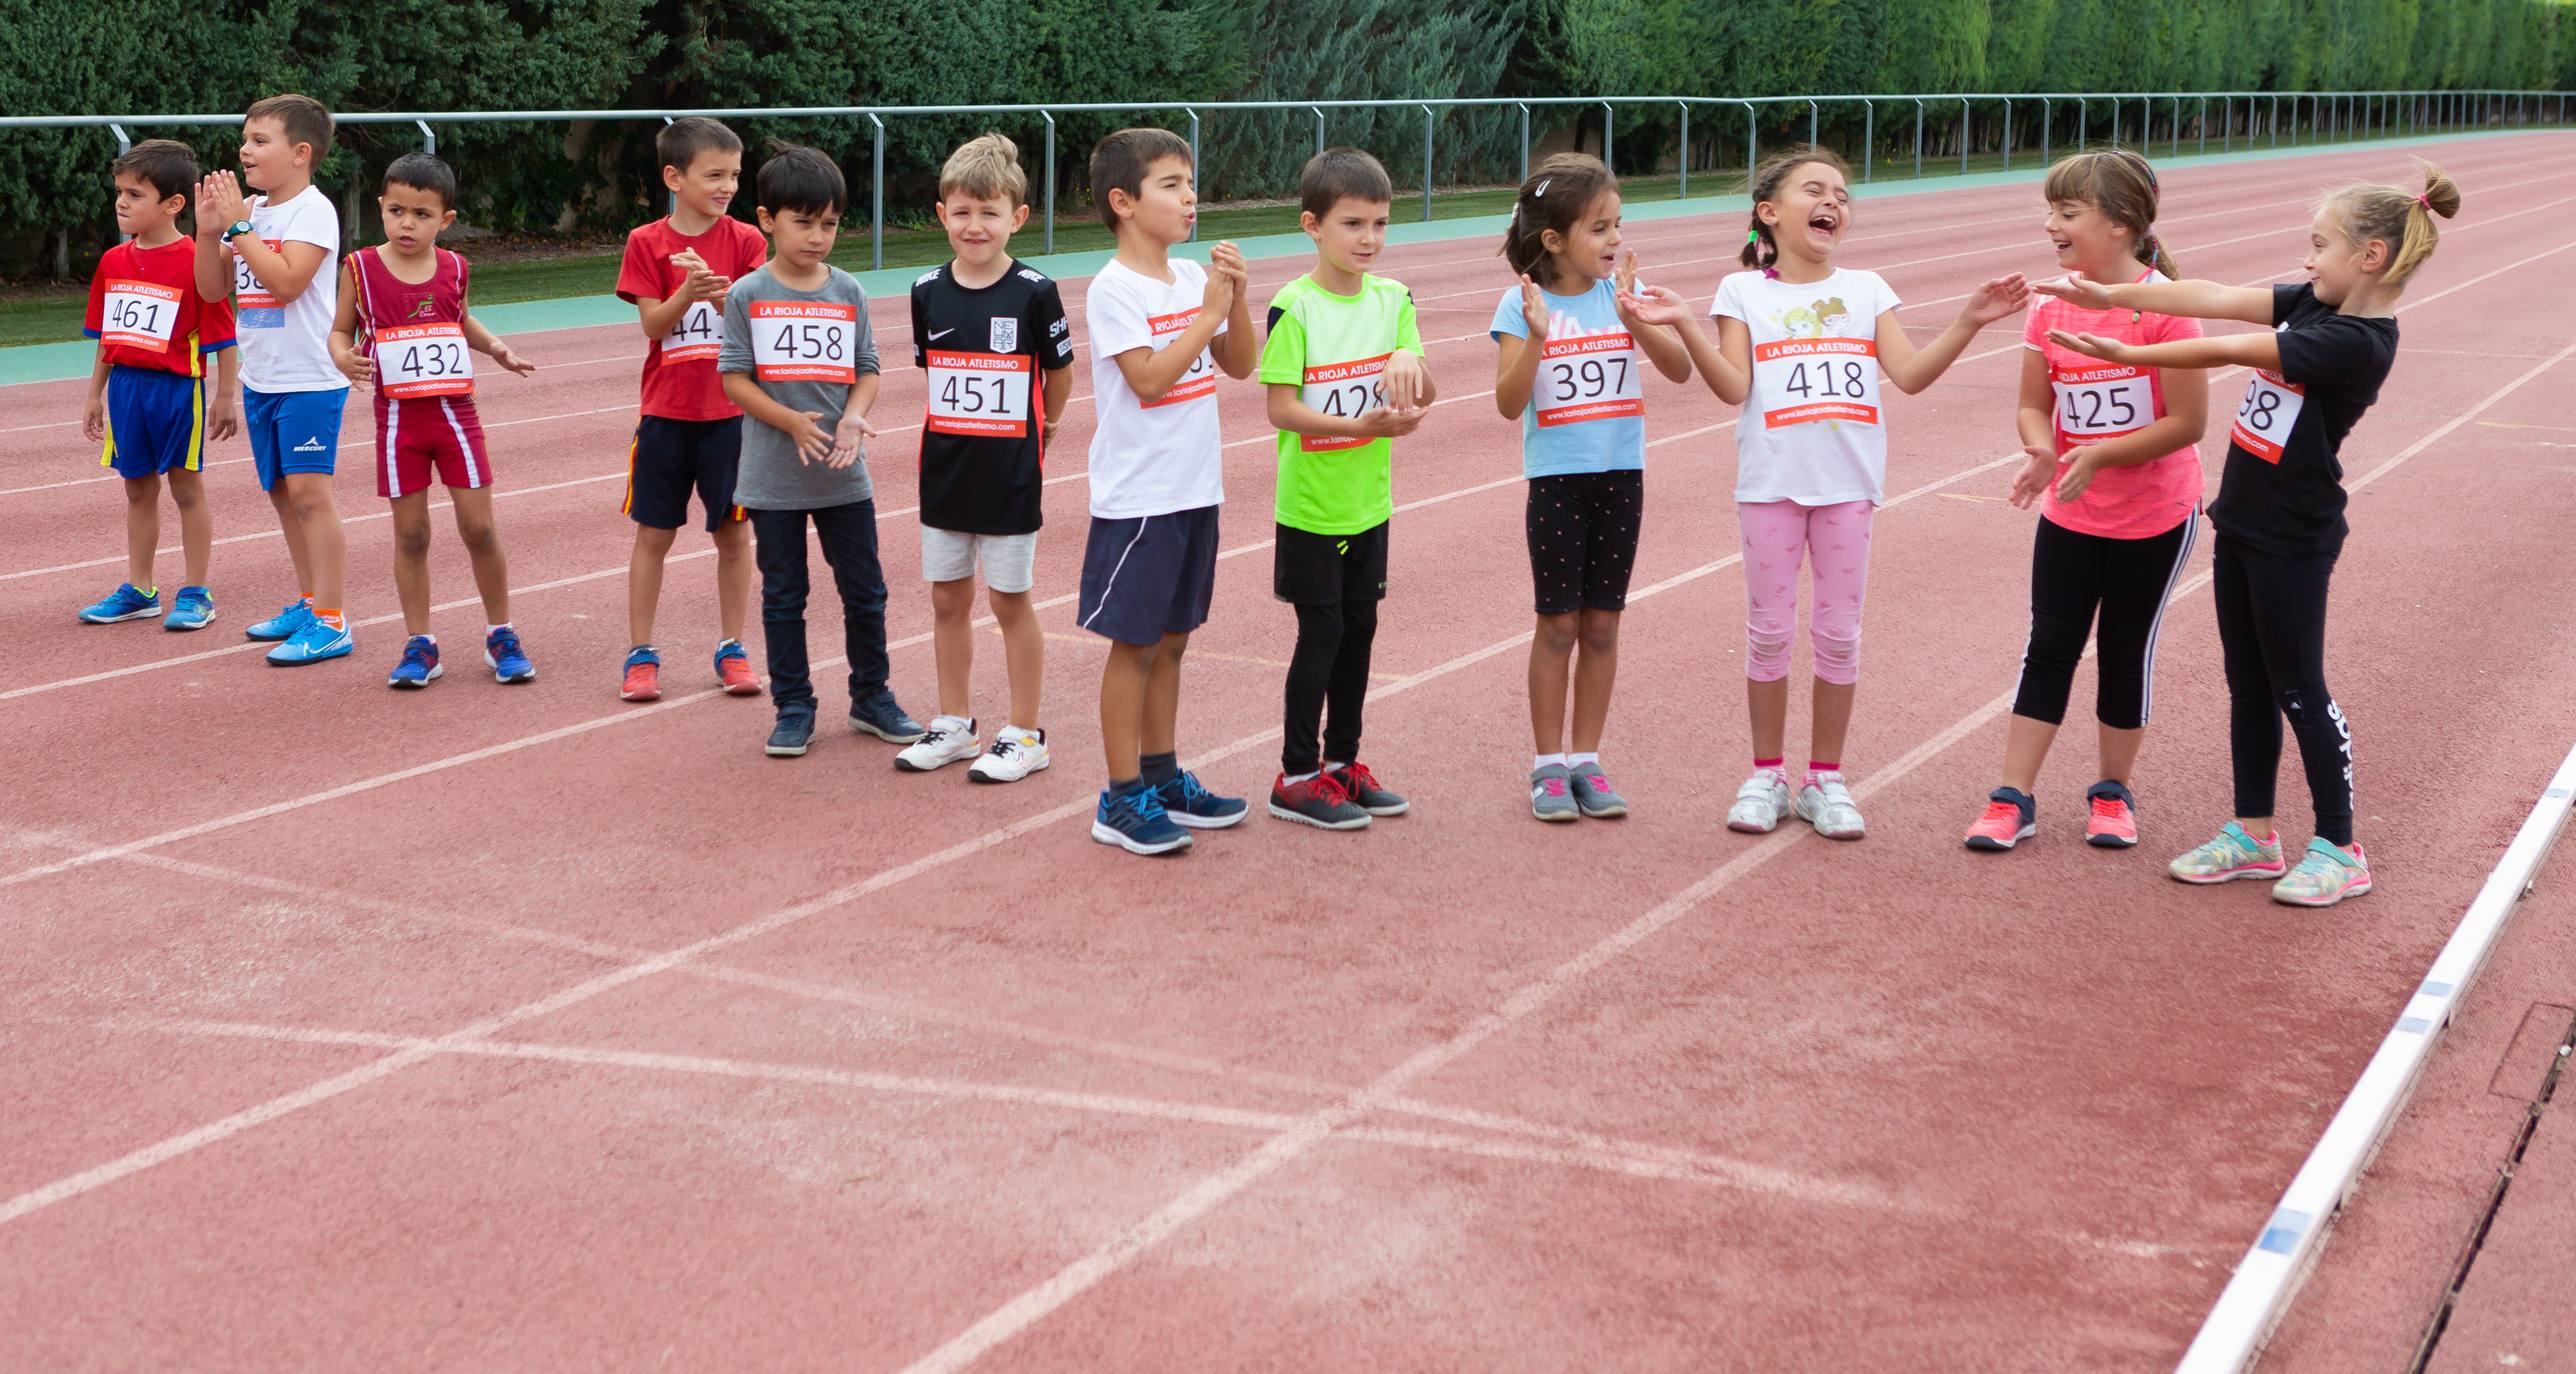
{"left": 163, "top": 585, "right": 214, "bottom": 632}
{"left": 620, "top": 646, "right": 662, "bottom": 702}
{"left": 2273, "top": 839, "right": 2373, "bottom": 908}
{"left": 78, "top": 582, "right": 159, "bottom": 624}
{"left": 387, "top": 635, "right": 441, "bottom": 689}
{"left": 715, "top": 639, "right": 761, "bottom": 695}
{"left": 1963, "top": 787, "right": 2037, "bottom": 851}
{"left": 485, "top": 627, "right": 535, "bottom": 684}
{"left": 265, "top": 615, "right": 353, "bottom": 666}
{"left": 2084, "top": 780, "right": 2140, "bottom": 848}
{"left": 2168, "top": 822, "right": 2288, "bottom": 884}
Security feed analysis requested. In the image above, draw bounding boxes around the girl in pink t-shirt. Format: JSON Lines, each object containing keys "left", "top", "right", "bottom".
{"left": 1963, "top": 150, "right": 2209, "bottom": 854}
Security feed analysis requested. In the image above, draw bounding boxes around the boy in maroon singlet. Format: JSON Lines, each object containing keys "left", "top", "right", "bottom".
{"left": 328, "top": 153, "right": 540, "bottom": 689}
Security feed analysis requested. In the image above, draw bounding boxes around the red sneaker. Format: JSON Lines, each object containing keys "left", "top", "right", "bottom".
{"left": 619, "top": 649, "right": 661, "bottom": 702}
{"left": 1963, "top": 788, "right": 2035, "bottom": 851}
{"left": 1266, "top": 771, "right": 1371, "bottom": 830}
{"left": 2085, "top": 781, "right": 2140, "bottom": 848}
{"left": 715, "top": 641, "right": 761, "bottom": 696}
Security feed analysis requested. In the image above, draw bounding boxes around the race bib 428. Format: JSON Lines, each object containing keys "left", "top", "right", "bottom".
{"left": 1299, "top": 352, "right": 1389, "bottom": 452}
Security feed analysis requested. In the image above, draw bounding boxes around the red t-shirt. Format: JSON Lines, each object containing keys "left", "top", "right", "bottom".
{"left": 85, "top": 238, "right": 237, "bottom": 376}
{"left": 617, "top": 215, "right": 768, "bottom": 421}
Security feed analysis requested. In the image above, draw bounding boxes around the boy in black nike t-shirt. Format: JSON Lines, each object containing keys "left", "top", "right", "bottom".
{"left": 895, "top": 133, "right": 1075, "bottom": 782}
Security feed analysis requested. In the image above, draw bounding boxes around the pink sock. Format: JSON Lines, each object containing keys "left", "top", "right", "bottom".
{"left": 1808, "top": 760, "right": 1840, "bottom": 782}
{"left": 1753, "top": 756, "right": 1784, "bottom": 772}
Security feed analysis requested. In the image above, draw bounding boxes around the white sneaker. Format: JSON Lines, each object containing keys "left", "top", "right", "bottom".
{"left": 968, "top": 728, "right": 1050, "bottom": 783}
{"left": 1726, "top": 768, "right": 1792, "bottom": 833}
{"left": 1795, "top": 771, "right": 1866, "bottom": 840}
{"left": 894, "top": 716, "right": 979, "bottom": 772}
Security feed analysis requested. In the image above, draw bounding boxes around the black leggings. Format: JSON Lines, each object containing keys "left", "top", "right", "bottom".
{"left": 2211, "top": 532, "right": 2355, "bottom": 846}
{"left": 1282, "top": 598, "right": 1380, "bottom": 775}
{"left": 2012, "top": 514, "right": 2197, "bottom": 731}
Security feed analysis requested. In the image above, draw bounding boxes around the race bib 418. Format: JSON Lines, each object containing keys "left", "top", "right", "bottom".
{"left": 1754, "top": 337, "right": 1879, "bottom": 429}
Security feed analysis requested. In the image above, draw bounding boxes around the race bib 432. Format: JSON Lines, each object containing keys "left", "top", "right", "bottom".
{"left": 375, "top": 322, "right": 474, "bottom": 399}
{"left": 750, "top": 301, "right": 859, "bottom": 383}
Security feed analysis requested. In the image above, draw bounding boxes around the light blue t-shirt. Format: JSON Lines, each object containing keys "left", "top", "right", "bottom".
{"left": 1488, "top": 276, "right": 1648, "bottom": 479}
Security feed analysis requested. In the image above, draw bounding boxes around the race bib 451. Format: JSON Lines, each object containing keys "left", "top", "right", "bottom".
{"left": 750, "top": 301, "right": 859, "bottom": 383}
{"left": 926, "top": 350, "right": 1033, "bottom": 437}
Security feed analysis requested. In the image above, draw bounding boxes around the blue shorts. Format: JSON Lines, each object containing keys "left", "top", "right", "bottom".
{"left": 101, "top": 366, "right": 207, "bottom": 480}
{"left": 1077, "top": 505, "right": 1220, "bottom": 646}
{"left": 246, "top": 386, "right": 349, "bottom": 491}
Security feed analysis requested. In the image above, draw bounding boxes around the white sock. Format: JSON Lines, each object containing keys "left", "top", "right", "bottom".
{"left": 1568, "top": 752, "right": 1600, "bottom": 768}
{"left": 1006, "top": 724, "right": 1041, "bottom": 743}
{"left": 1323, "top": 760, "right": 1349, "bottom": 771}
{"left": 1533, "top": 752, "right": 1566, "bottom": 770}
{"left": 1285, "top": 770, "right": 1321, "bottom": 785}
{"left": 486, "top": 622, "right": 511, "bottom": 637}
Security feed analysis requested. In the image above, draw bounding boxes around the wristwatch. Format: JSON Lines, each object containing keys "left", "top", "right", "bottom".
{"left": 222, "top": 220, "right": 255, "bottom": 243}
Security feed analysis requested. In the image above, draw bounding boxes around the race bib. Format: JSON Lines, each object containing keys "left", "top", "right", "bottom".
{"left": 235, "top": 239, "right": 285, "bottom": 318}
{"left": 100, "top": 280, "right": 182, "bottom": 350}
{"left": 2230, "top": 369, "right": 2306, "bottom": 463}
{"left": 1533, "top": 332, "right": 1641, "bottom": 429}
{"left": 926, "top": 350, "right": 1033, "bottom": 437}
{"left": 1753, "top": 337, "right": 1880, "bottom": 429}
{"left": 1142, "top": 307, "right": 1217, "bottom": 409}
{"left": 750, "top": 301, "right": 858, "bottom": 383}
{"left": 1298, "top": 352, "right": 1389, "bottom": 452}
{"left": 375, "top": 322, "right": 474, "bottom": 399}
{"left": 663, "top": 300, "right": 722, "bottom": 363}
{"left": 2054, "top": 363, "right": 2156, "bottom": 440}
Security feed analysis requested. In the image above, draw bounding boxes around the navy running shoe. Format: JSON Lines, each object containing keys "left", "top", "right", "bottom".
{"left": 1154, "top": 770, "right": 1248, "bottom": 829}
{"left": 485, "top": 627, "right": 535, "bottom": 684}
{"left": 1092, "top": 783, "right": 1193, "bottom": 855}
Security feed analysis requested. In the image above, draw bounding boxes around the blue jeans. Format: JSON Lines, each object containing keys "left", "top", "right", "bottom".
{"left": 748, "top": 501, "right": 890, "bottom": 715}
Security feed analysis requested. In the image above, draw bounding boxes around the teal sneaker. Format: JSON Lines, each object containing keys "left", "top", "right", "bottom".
{"left": 246, "top": 598, "right": 314, "bottom": 642}
{"left": 163, "top": 585, "right": 215, "bottom": 631}
{"left": 266, "top": 616, "right": 353, "bottom": 666}
{"left": 78, "top": 583, "right": 159, "bottom": 624}
{"left": 2273, "top": 839, "right": 2374, "bottom": 908}
{"left": 2169, "top": 822, "right": 2288, "bottom": 884}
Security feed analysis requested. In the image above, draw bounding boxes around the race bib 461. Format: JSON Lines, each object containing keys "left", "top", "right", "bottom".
{"left": 100, "top": 280, "right": 182, "bottom": 350}
{"left": 750, "top": 301, "right": 859, "bottom": 383}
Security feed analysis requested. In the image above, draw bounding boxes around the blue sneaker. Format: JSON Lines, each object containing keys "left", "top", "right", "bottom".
{"left": 1092, "top": 783, "right": 1193, "bottom": 855}
{"left": 246, "top": 598, "right": 314, "bottom": 642}
{"left": 387, "top": 636, "right": 442, "bottom": 689}
{"left": 485, "top": 627, "right": 535, "bottom": 684}
{"left": 266, "top": 616, "right": 353, "bottom": 666}
{"left": 163, "top": 585, "right": 215, "bottom": 631}
{"left": 766, "top": 710, "right": 816, "bottom": 758}
{"left": 78, "top": 583, "right": 159, "bottom": 624}
{"left": 849, "top": 688, "right": 927, "bottom": 743}
{"left": 1154, "top": 770, "right": 1248, "bottom": 830}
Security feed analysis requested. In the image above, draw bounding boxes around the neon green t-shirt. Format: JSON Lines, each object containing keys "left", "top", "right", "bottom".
{"left": 1258, "top": 272, "right": 1424, "bottom": 536}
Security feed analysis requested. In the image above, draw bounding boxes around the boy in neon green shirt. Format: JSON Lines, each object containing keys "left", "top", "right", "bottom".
{"left": 1258, "top": 148, "right": 1435, "bottom": 830}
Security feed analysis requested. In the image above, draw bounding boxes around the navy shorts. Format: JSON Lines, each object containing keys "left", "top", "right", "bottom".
{"left": 624, "top": 416, "right": 745, "bottom": 532}
{"left": 101, "top": 365, "right": 207, "bottom": 480}
{"left": 1078, "top": 505, "right": 1220, "bottom": 646}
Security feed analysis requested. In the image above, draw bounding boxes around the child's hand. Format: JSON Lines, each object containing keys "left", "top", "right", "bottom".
{"left": 2054, "top": 447, "right": 2102, "bottom": 503}
{"left": 1043, "top": 416, "right": 1062, "bottom": 447}
{"left": 1614, "top": 249, "right": 1640, "bottom": 297}
{"left": 335, "top": 346, "right": 375, "bottom": 390}
{"left": 193, "top": 178, "right": 227, "bottom": 240}
{"left": 1381, "top": 350, "right": 1430, "bottom": 408}
{"left": 1201, "top": 253, "right": 1239, "bottom": 317}
{"left": 1961, "top": 273, "right": 2031, "bottom": 327}
{"left": 208, "top": 391, "right": 240, "bottom": 443}
{"left": 2046, "top": 329, "right": 2133, "bottom": 364}
{"left": 825, "top": 410, "right": 880, "bottom": 468}
{"left": 787, "top": 410, "right": 834, "bottom": 465}
{"left": 1357, "top": 406, "right": 1426, "bottom": 439}
{"left": 202, "top": 171, "right": 250, "bottom": 229}
{"left": 491, "top": 343, "right": 536, "bottom": 377}
{"left": 1209, "top": 241, "right": 1249, "bottom": 294}
{"left": 1517, "top": 274, "right": 1550, "bottom": 335}
{"left": 2034, "top": 274, "right": 2114, "bottom": 310}
{"left": 2007, "top": 445, "right": 2057, "bottom": 509}
{"left": 673, "top": 251, "right": 728, "bottom": 304}
{"left": 82, "top": 394, "right": 106, "bottom": 443}
{"left": 1616, "top": 284, "right": 1691, "bottom": 328}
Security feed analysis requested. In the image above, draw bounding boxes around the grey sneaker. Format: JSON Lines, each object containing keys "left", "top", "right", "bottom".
{"left": 1530, "top": 763, "right": 1578, "bottom": 822}
{"left": 1567, "top": 763, "right": 1628, "bottom": 818}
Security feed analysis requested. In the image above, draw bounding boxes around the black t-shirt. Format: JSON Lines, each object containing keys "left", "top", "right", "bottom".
{"left": 909, "top": 260, "right": 1074, "bottom": 535}
{"left": 2207, "top": 283, "right": 2399, "bottom": 558}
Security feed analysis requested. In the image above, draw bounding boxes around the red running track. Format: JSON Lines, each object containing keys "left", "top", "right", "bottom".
{"left": 4, "top": 133, "right": 2575, "bottom": 1371}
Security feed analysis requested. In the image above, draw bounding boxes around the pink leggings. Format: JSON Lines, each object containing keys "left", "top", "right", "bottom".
{"left": 1738, "top": 499, "right": 1875, "bottom": 686}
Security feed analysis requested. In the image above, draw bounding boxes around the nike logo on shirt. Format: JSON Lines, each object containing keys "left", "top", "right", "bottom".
{"left": 928, "top": 329, "right": 954, "bottom": 340}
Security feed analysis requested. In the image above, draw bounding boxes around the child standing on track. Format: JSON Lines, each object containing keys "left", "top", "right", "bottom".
{"left": 1626, "top": 144, "right": 2027, "bottom": 840}
{"left": 195, "top": 93, "right": 355, "bottom": 667}
{"left": 615, "top": 117, "right": 767, "bottom": 704}
{"left": 1963, "top": 150, "right": 2208, "bottom": 853}
{"left": 1078, "top": 128, "right": 1257, "bottom": 856}
{"left": 2041, "top": 162, "right": 2461, "bottom": 907}
{"left": 718, "top": 144, "right": 925, "bottom": 759}
{"left": 328, "top": 154, "right": 541, "bottom": 690}
{"left": 1491, "top": 153, "right": 1691, "bottom": 824}
{"left": 896, "top": 132, "right": 1075, "bottom": 783}
{"left": 79, "top": 139, "right": 238, "bottom": 632}
{"left": 1259, "top": 148, "right": 1433, "bottom": 831}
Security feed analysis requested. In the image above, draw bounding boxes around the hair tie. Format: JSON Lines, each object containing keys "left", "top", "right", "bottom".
{"left": 1746, "top": 229, "right": 1760, "bottom": 244}
{"left": 1763, "top": 266, "right": 1780, "bottom": 280}
{"left": 2414, "top": 190, "right": 2431, "bottom": 209}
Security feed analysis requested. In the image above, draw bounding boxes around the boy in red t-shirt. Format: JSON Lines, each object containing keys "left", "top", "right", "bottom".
{"left": 79, "top": 140, "right": 240, "bottom": 631}
{"left": 613, "top": 117, "right": 769, "bottom": 701}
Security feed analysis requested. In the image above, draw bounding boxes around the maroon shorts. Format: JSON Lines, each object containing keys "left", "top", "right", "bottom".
{"left": 374, "top": 394, "right": 492, "bottom": 498}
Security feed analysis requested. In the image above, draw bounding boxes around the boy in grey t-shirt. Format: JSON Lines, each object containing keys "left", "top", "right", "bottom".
{"left": 719, "top": 144, "right": 923, "bottom": 758}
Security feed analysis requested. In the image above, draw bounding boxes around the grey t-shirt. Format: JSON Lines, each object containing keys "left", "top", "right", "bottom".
{"left": 718, "top": 263, "right": 880, "bottom": 510}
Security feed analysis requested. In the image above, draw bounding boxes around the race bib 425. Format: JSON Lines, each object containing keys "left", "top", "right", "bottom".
{"left": 750, "top": 301, "right": 859, "bottom": 383}
{"left": 2054, "top": 363, "right": 2156, "bottom": 440}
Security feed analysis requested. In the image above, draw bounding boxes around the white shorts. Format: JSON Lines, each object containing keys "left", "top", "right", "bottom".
{"left": 922, "top": 526, "right": 1038, "bottom": 594}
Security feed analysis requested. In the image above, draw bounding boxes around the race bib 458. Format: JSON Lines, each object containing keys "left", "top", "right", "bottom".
{"left": 750, "top": 301, "right": 859, "bottom": 383}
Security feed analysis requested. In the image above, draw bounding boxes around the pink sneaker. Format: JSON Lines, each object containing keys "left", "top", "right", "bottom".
{"left": 1964, "top": 788, "right": 2036, "bottom": 851}
{"left": 2085, "top": 781, "right": 2139, "bottom": 849}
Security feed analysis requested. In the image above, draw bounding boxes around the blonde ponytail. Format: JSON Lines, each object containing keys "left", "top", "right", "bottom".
{"left": 2326, "top": 161, "right": 2462, "bottom": 289}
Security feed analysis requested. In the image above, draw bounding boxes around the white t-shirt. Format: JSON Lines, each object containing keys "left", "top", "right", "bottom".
{"left": 233, "top": 186, "right": 344, "bottom": 394}
{"left": 1711, "top": 267, "right": 1901, "bottom": 505}
{"left": 1085, "top": 257, "right": 1226, "bottom": 519}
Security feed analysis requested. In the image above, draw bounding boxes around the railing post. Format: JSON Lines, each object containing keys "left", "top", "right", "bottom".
{"left": 2271, "top": 94, "right": 2279, "bottom": 149}
{"left": 2111, "top": 96, "right": 2120, "bottom": 147}
{"left": 1518, "top": 103, "right": 1530, "bottom": 186}
{"left": 2041, "top": 96, "right": 2051, "bottom": 165}
{"left": 1421, "top": 103, "right": 1435, "bottom": 224}
{"left": 1602, "top": 100, "right": 1614, "bottom": 174}
{"left": 1186, "top": 108, "right": 1200, "bottom": 242}
{"left": 2202, "top": 95, "right": 2210, "bottom": 155}
{"left": 868, "top": 113, "right": 885, "bottom": 270}
{"left": 1677, "top": 101, "right": 1689, "bottom": 199}
{"left": 2171, "top": 96, "right": 2181, "bottom": 157}
{"left": 109, "top": 122, "right": 130, "bottom": 156}
{"left": 663, "top": 115, "right": 677, "bottom": 214}
{"left": 2002, "top": 97, "right": 2013, "bottom": 173}
{"left": 1913, "top": 97, "right": 1923, "bottom": 177}
{"left": 2077, "top": 96, "right": 2087, "bottom": 150}
{"left": 1862, "top": 99, "right": 1874, "bottom": 182}
{"left": 1040, "top": 109, "right": 1056, "bottom": 256}
{"left": 414, "top": 119, "right": 436, "bottom": 156}
{"left": 1743, "top": 100, "right": 1756, "bottom": 184}
{"left": 1312, "top": 105, "right": 1324, "bottom": 164}
{"left": 1959, "top": 97, "right": 1969, "bottom": 175}
{"left": 1807, "top": 99, "right": 1817, "bottom": 147}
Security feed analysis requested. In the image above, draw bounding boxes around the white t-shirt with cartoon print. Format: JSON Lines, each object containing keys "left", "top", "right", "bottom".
{"left": 1711, "top": 267, "right": 1901, "bottom": 505}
